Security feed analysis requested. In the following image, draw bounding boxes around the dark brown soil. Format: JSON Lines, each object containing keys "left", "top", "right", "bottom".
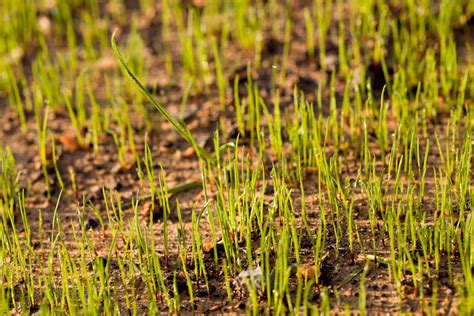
{"left": 0, "top": 1, "right": 472, "bottom": 314}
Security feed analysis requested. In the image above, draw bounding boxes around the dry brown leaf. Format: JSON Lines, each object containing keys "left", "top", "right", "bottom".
{"left": 203, "top": 242, "right": 214, "bottom": 253}
{"left": 58, "top": 134, "right": 82, "bottom": 152}
{"left": 300, "top": 264, "right": 317, "bottom": 280}
{"left": 183, "top": 146, "right": 196, "bottom": 158}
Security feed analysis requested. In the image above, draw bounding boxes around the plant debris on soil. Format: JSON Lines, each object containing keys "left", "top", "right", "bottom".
{"left": 0, "top": 0, "right": 473, "bottom": 314}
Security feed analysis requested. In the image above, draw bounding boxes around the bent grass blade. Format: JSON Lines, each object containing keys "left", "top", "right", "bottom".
{"left": 111, "top": 31, "right": 212, "bottom": 162}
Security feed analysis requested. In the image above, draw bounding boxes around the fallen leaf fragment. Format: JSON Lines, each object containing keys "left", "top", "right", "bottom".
{"left": 300, "top": 264, "right": 317, "bottom": 280}
{"left": 203, "top": 242, "right": 214, "bottom": 253}
{"left": 183, "top": 146, "right": 195, "bottom": 158}
{"left": 58, "top": 134, "right": 83, "bottom": 152}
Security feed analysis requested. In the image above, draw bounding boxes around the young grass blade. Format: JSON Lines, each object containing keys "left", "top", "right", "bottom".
{"left": 111, "top": 31, "right": 212, "bottom": 162}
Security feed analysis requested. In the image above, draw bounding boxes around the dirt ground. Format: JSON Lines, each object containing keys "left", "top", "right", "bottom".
{"left": 0, "top": 1, "right": 473, "bottom": 314}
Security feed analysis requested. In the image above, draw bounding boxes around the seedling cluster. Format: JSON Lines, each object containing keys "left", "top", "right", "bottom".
{"left": 0, "top": 0, "right": 472, "bottom": 314}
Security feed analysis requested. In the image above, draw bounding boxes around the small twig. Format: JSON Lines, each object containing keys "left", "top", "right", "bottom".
{"left": 120, "top": 180, "right": 201, "bottom": 210}
{"left": 334, "top": 254, "right": 393, "bottom": 290}
{"left": 364, "top": 254, "right": 390, "bottom": 266}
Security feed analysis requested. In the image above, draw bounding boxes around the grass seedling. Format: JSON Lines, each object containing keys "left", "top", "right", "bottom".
{"left": 315, "top": 0, "right": 332, "bottom": 72}
{"left": 0, "top": 145, "right": 18, "bottom": 216}
{"left": 233, "top": 75, "right": 245, "bottom": 137}
{"left": 6, "top": 66, "right": 27, "bottom": 133}
{"left": 279, "top": 17, "right": 292, "bottom": 85}
{"left": 35, "top": 104, "right": 51, "bottom": 198}
{"left": 0, "top": 0, "right": 472, "bottom": 314}
{"left": 304, "top": 8, "right": 315, "bottom": 59}
{"left": 50, "top": 135, "right": 64, "bottom": 189}
{"left": 112, "top": 32, "right": 212, "bottom": 162}
{"left": 212, "top": 38, "right": 226, "bottom": 111}
{"left": 358, "top": 262, "right": 369, "bottom": 315}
